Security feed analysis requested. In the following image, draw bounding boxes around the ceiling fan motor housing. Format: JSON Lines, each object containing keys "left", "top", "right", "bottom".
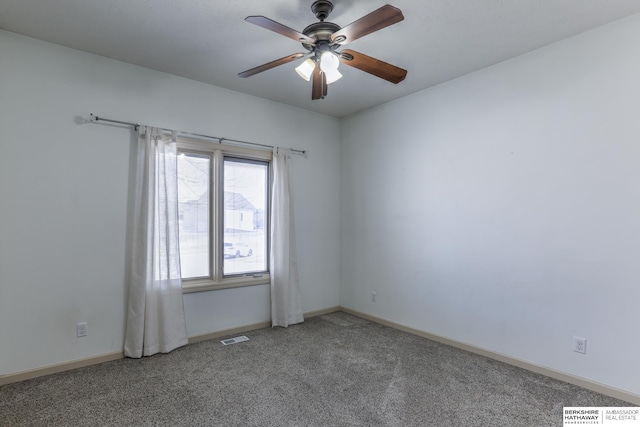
{"left": 301, "top": 21, "right": 341, "bottom": 51}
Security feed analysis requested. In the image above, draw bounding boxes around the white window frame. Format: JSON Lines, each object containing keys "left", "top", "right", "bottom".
{"left": 177, "top": 137, "right": 271, "bottom": 293}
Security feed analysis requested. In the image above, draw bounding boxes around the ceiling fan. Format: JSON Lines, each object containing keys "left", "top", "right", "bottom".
{"left": 238, "top": 1, "right": 407, "bottom": 100}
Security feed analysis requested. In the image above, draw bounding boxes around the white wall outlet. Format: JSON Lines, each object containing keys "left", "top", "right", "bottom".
{"left": 76, "top": 322, "right": 88, "bottom": 337}
{"left": 573, "top": 336, "right": 586, "bottom": 354}
{"left": 371, "top": 291, "right": 377, "bottom": 302}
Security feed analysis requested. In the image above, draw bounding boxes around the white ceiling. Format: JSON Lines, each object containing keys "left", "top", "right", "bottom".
{"left": 2, "top": 1, "right": 640, "bottom": 118}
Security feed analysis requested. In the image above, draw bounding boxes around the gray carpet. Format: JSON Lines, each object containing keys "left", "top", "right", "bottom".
{"left": 0, "top": 312, "right": 631, "bottom": 426}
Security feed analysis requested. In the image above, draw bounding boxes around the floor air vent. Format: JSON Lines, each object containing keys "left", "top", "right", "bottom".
{"left": 221, "top": 335, "right": 249, "bottom": 346}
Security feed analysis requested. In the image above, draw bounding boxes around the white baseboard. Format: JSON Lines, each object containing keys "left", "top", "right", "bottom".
{"left": 304, "top": 306, "right": 341, "bottom": 318}
{"left": 188, "top": 306, "right": 340, "bottom": 343}
{"left": 187, "top": 321, "right": 272, "bottom": 344}
{"left": 0, "top": 306, "right": 341, "bottom": 387}
{"left": 0, "top": 351, "right": 123, "bottom": 386}
{"left": 339, "top": 306, "right": 640, "bottom": 406}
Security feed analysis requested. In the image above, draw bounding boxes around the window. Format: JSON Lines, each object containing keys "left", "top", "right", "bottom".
{"left": 177, "top": 138, "right": 271, "bottom": 292}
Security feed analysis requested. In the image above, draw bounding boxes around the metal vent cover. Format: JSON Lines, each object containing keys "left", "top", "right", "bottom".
{"left": 221, "top": 335, "right": 250, "bottom": 346}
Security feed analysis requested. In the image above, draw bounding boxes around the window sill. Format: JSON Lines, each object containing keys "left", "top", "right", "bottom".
{"left": 182, "top": 274, "right": 271, "bottom": 293}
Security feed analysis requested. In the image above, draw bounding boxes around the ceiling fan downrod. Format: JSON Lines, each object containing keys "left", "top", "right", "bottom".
{"left": 311, "top": 0, "right": 333, "bottom": 21}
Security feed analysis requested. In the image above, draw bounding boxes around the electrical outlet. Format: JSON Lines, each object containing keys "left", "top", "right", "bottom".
{"left": 371, "top": 292, "right": 377, "bottom": 302}
{"left": 76, "top": 322, "right": 88, "bottom": 338}
{"left": 573, "top": 336, "right": 586, "bottom": 354}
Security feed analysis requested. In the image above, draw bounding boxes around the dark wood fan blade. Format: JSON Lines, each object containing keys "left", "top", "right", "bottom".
{"left": 339, "top": 49, "right": 407, "bottom": 84}
{"left": 330, "top": 4, "right": 404, "bottom": 45}
{"left": 238, "top": 53, "right": 306, "bottom": 78}
{"left": 312, "top": 63, "right": 327, "bottom": 100}
{"left": 245, "top": 16, "right": 315, "bottom": 45}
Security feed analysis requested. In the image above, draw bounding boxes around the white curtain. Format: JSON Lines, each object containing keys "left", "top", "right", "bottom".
{"left": 270, "top": 148, "right": 304, "bottom": 327}
{"left": 124, "top": 126, "right": 188, "bottom": 358}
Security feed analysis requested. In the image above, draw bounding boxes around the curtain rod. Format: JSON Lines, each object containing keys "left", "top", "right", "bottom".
{"left": 88, "top": 113, "right": 307, "bottom": 155}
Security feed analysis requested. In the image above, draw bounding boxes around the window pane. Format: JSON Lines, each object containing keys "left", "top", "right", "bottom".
{"left": 177, "top": 152, "right": 210, "bottom": 278}
{"left": 223, "top": 158, "right": 268, "bottom": 275}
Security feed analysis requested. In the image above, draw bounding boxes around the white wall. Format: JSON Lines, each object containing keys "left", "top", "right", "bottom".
{"left": 340, "top": 14, "right": 640, "bottom": 395}
{"left": 0, "top": 30, "right": 341, "bottom": 375}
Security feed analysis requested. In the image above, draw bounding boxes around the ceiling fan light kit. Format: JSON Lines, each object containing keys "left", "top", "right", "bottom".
{"left": 324, "top": 68, "right": 343, "bottom": 84}
{"left": 320, "top": 51, "right": 339, "bottom": 72}
{"left": 239, "top": 1, "right": 407, "bottom": 100}
{"left": 295, "top": 58, "right": 317, "bottom": 81}
{"left": 319, "top": 51, "right": 342, "bottom": 83}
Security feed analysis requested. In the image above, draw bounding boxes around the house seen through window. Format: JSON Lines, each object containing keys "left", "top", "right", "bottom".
{"left": 176, "top": 141, "right": 270, "bottom": 290}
